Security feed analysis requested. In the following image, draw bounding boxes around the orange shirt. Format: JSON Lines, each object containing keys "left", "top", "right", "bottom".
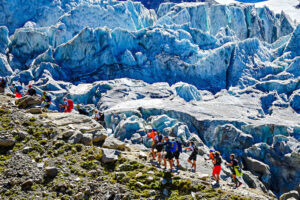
{"left": 209, "top": 152, "right": 214, "bottom": 159}
{"left": 147, "top": 131, "right": 156, "bottom": 141}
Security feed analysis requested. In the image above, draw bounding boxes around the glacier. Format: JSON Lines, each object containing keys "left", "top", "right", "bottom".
{"left": 0, "top": 0, "right": 299, "bottom": 197}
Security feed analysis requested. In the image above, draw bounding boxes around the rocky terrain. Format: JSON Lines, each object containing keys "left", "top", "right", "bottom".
{"left": 0, "top": 0, "right": 299, "bottom": 199}
{"left": 0, "top": 94, "right": 279, "bottom": 200}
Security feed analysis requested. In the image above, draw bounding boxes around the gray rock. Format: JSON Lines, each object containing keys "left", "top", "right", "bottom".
{"left": 82, "top": 134, "right": 93, "bottom": 145}
{"left": 102, "top": 136, "right": 127, "bottom": 151}
{"left": 63, "top": 130, "right": 75, "bottom": 138}
{"left": 26, "top": 107, "right": 42, "bottom": 114}
{"left": 45, "top": 167, "right": 58, "bottom": 178}
{"left": 101, "top": 149, "right": 120, "bottom": 164}
{"left": 280, "top": 190, "right": 299, "bottom": 200}
{"left": 131, "top": 133, "right": 142, "bottom": 144}
{"left": 68, "top": 132, "right": 83, "bottom": 144}
{"left": 93, "top": 130, "right": 107, "bottom": 143}
{"left": 136, "top": 182, "right": 144, "bottom": 187}
{"left": 21, "top": 179, "right": 34, "bottom": 189}
{"left": 11, "top": 130, "right": 27, "bottom": 140}
{"left": 74, "top": 192, "right": 84, "bottom": 199}
{"left": 0, "top": 133, "right": 15, "bottom": 147}
{"left": 17, "top": 95, "right": 42, "bottom": 109}
{"left": 22, "top": 146, "right": 33, "bottom": 154}
{"left": 147, "top": 176, "right": 154, "bottom": 182}
{"left": 243, "top": 157, "right": 271, "bottom": 176}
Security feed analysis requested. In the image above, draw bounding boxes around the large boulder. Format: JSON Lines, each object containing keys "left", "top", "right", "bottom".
{"left": 0, "top": 132, "right": 15, "bottom": 147}
{"left": 243, "top": 157, "right": 271, "bottom": 176}
{"left": 92, "top": 130, "right": 108, "bottom": 143}
{"left": 68, "top": 132, "right": 83, "bottom": 144}
{"left": 101, "top": 149, "right": 120, "bottom": 164}
{"left": 102, "top": 136, "right": 127, "bottom": 151}
{"left": 81, "top": 134, "right": 93, "bottom": 146}
{"left": 17, "top": 95, "right": 42, "bottom": 109}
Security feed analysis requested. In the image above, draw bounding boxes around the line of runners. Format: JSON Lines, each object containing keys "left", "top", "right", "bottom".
{"left": 147, "top": 128, "right": 243, "bottom": 188}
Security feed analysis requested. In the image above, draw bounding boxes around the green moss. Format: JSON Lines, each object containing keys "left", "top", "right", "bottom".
{"left": 80, "top": 160, "right": 97, "bottom": 170}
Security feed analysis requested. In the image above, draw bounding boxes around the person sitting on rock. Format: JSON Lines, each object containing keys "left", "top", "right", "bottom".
{"left": 174, "top": 138, "right": 183, "bottom": 170}
{"left": 0, "top": 77, "right": 6, "bottom": 94}
{"left": 154, "top": 131, "right": 164, "bottom": 167}
{"left": 147, "top": 128, "right": 158, "bottom": 160}
{"left": 212, "top": 151, "right": 222, "bottom": 186}
{"left": 76, "top": 104, "right": 89, "bottom": 116}
{"left": 12, "top": 83, "right": 23, "bottom": 98}
{"left": 25, "top": 85, "right": 37, "bottom": 96}
{"left": 162, "top": 136, "right": 175, "bottom": 171}
{"left": 59, "top": 97, "right": 74, "bottom": 113}
{"left": 41, "top": 91, "right": 51, "bottom": 111}
{"left": 226, "top": 154, "right": 242, "bottom": 188}
{"left": 184, "top": 141, "right": 198, "bottom": 172}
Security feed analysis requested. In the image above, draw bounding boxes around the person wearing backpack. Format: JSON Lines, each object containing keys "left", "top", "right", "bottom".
{"left": 41, "top": 91, "right": 51, "bottom": 111}
{"left": 162, "top": 136, "right": 175, "bottom": 171}
{"left": 227, "top": 154, "right": 243, "bottom": 188}
{"left": 212, "top": 151, "right": 222, "bottom": 186}
{"left": 184, "top": 141, "right": 198, "bottom": 172}
{"left": 154, "top": 132, "right": 163, "bottom": 167}
{"left": 59, "top": 97, "right": 74, "bottom": 113}
{"left": 173, "top": 138, "right": 183, "bottom": 170}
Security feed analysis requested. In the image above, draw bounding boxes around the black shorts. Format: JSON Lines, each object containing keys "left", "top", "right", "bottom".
{"left": 152, "top": 143, "right": 157, "bottom": 150}
{"left": 156, "top": 144, "right": 163, "bottom": 152}
{"left": 45, "top": 104, "right": 50, "bottom": 109}
{"left": 164, "top": 152, "right": 173, "bottom": 160}
{"left": 189, "top": 153, "right": 197, "bottom": 161}
{"left": 173, "top": 151, "right": 180, "bottom": 159}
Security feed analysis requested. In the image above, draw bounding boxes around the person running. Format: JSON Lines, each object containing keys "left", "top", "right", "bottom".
{"left": 212, "top": 151, "right": 222, "bottom": 186}
{"left": 25, "top": 85, "right": 37, "bottom": 96}
{"left": 76, "top": 104, "right": 89, "bottom": 116}
{"left": 173, "top": 138, "right": 183, "bottom": 170}
{"left": 154, "top": 132, "right": 163, "bottom": 167}
{"left": 59, "top": 97, "right": 74, "bottom": 113}
{"left": 41, "top": 91, "right": 51, "bottom": 111}
{"left": 12, "top": 83, "right": 23, "bottom": 98}
{"left": 0, "top": 77, "right": 6, "bottom": 94}
{"left": 184, "top": 142, "right": 198, "bottom": 172}
{"left": 147, "top": 128, "right": 158, "bottom": 160}
{"left": 162, "top": 136, "right": 175, "bottom": 171}
{"left": 227, "top": 154, "right": 242, "bottom": 188}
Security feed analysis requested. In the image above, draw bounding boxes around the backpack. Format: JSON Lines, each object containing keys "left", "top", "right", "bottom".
{"left": 216, "top": 157, "right": 222, "bottom": 165}
{"left": 156, "top": 135, "right": 163, "bottom": 144}
{"left": 45, "top": 95, "right": 51, "bottom": 102}
{"left": 171, "top": 141, "right": 177, "bottom": 153}
{"left": 67, "top": 99, "right": 74, "bottom": 110}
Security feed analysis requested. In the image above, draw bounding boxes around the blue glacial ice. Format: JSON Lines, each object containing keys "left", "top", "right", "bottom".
{"left": 0, "top": 0, "right": 299, "bottom": 196}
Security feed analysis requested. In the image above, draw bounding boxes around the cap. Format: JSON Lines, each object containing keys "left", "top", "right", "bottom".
{"left": 28, "top": 85, "right": 32, "bottom": 88}
{"left": 210, "top": 150, "right": 214, "bottom": 152}
{"left": 152, "top": 128, "right": 157, "bottom": 131}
